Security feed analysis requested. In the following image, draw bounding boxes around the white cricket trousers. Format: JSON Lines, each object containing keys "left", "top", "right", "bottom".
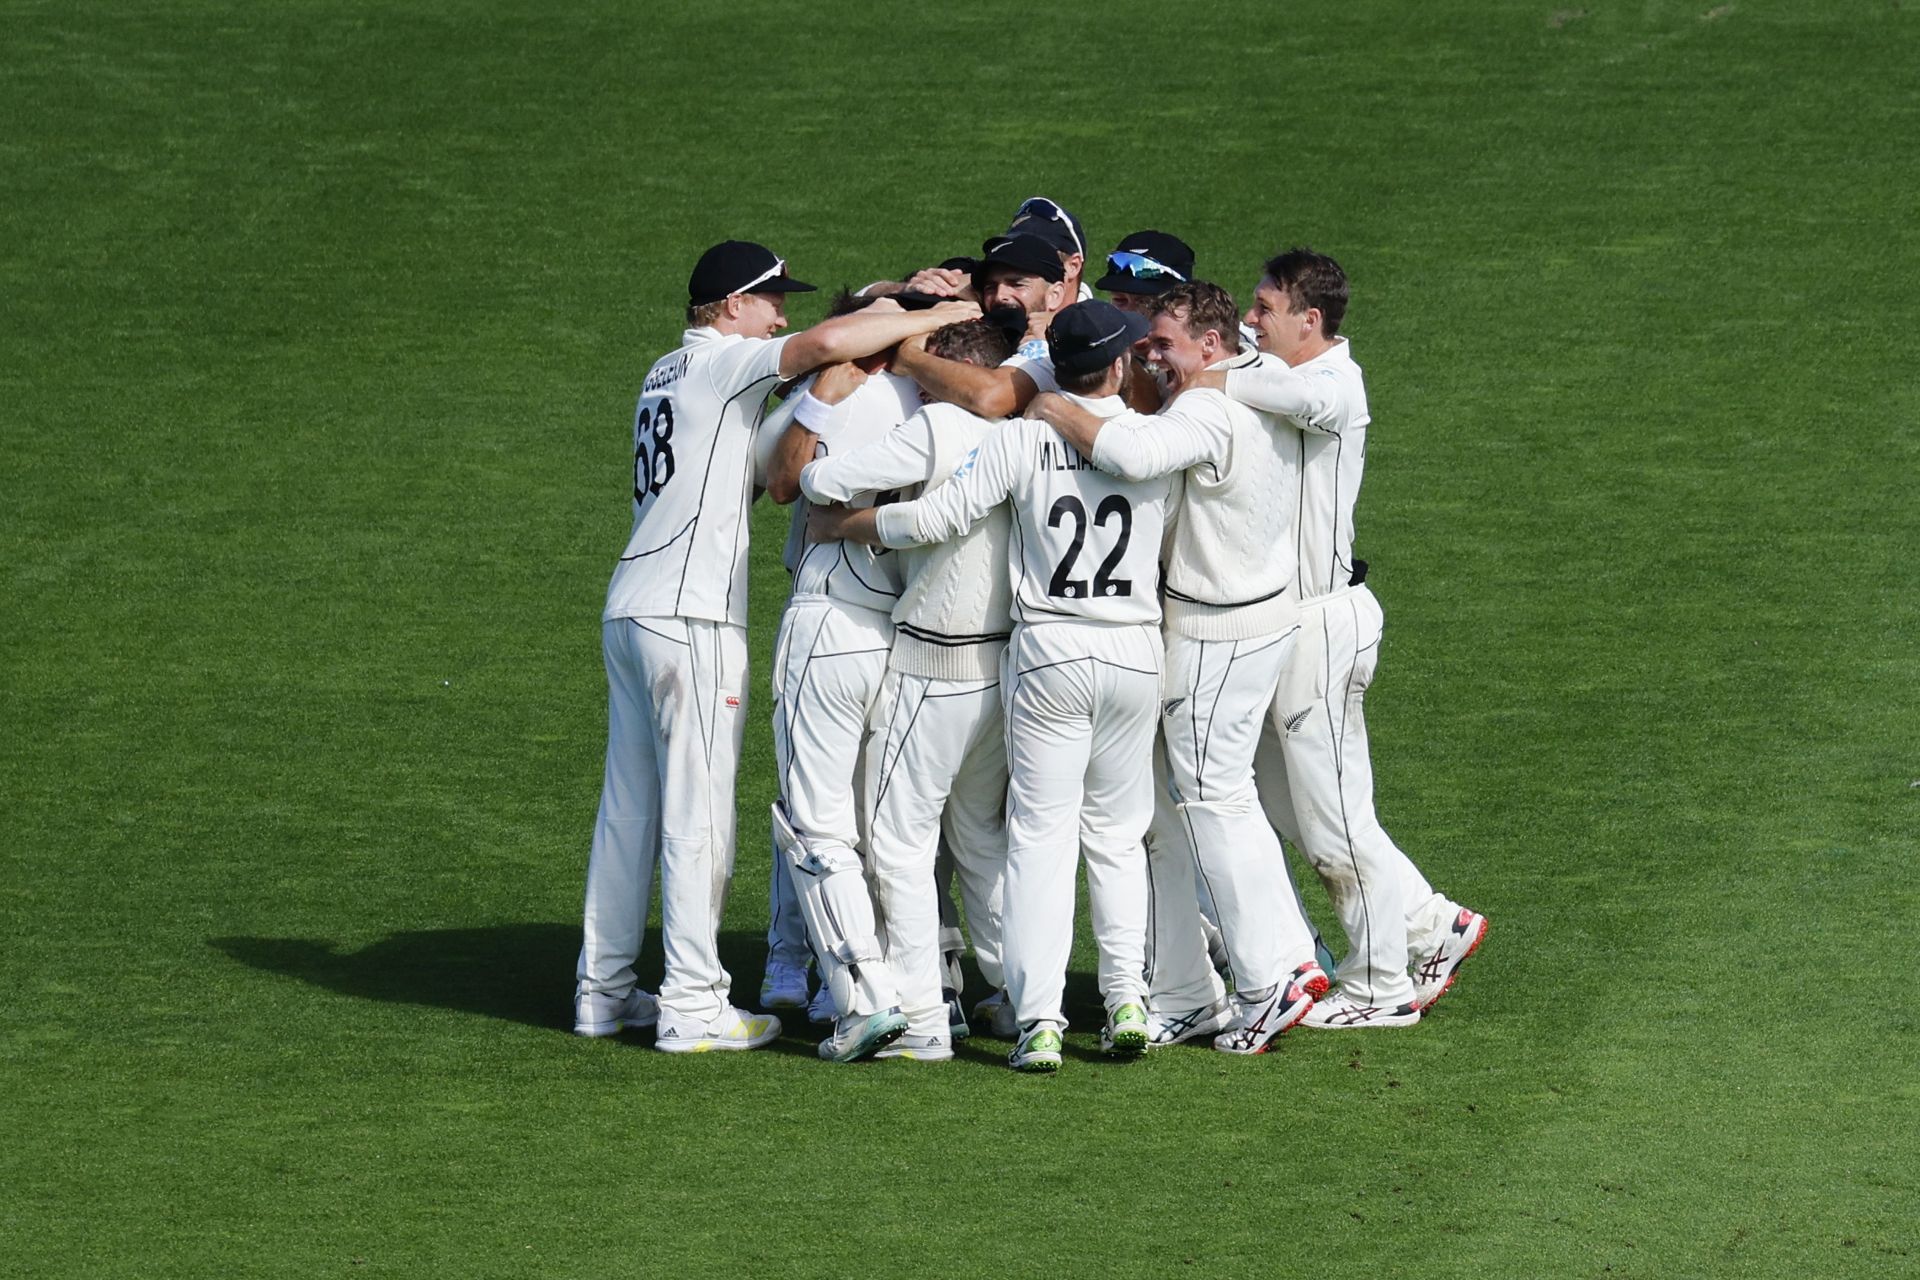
{"left": 578, "top": 616, "right": 746, "bottom": 1023}
{"left": 1255, "top": 584, "right": 1458, "bottom": 1006}
{"left": 1000, "top": 621, "right": 1160, "bottom": 1030}
{"left": 1143, "top": 740, "right": 1228, "bottom": 1012}
{"left": 770, "top": 598, "right": 897, "bottom": 1017}
{"left": 864, "top": 668, "right": 1008, "bottom": 1039}
{"left": 1158, "top": 627, "right": 1320, "bottom": 994}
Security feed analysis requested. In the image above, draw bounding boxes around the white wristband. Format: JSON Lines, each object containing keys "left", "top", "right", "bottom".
{"left": 793, "top": 391, "right": 836, "bottom": 432}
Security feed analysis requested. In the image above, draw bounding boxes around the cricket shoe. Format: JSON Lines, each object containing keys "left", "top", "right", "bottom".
{"left": 573, "top": 987, "right": 659, "bottom": 1037}
{"left": 874, "top": 1032, "right": 954, "bottom": 1062}
{"left": 945, "top": 987, "right": 971, "bottom": 1041}
{"left": 1212, "top": 962, "right": 1329, "bottom": 1055}
{"left": 1412, "top": 909, "right": 1490, "bottom": 1011}
{"left": 807, "top": 983, "right": 839, "bottom": 1025}
{"left": 1145, "top": 1000, "right": 1233, "bottom": 1048}
{"left": 1101, "top": 1002, "right": 1149, "bottom": 1058}
{"left": 1008, "top": 1023, "right": 1064, "bottom": 1074}
{"left": 654, "top": 1006, "right": 782, "bottom": 1053}
{"left": 971, "top": 989, "right": 1019, "bottom": 1039}
{"left": 1302, "top": 993, "right": 1422, "bottom": 1029}
{"left": 758, "top": 960, "right": 810, "bottom": 1010}
{"left": 818, "top": 1007, "right": 910, "bottom": 1062}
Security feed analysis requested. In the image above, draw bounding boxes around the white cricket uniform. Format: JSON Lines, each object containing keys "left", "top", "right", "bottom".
{"left": 580, "top": 326, "right": 787, "bottom": 1022}
{"left": 1227, "top": 341, "right": 1465, "bottom": 1006}
{"left": 1003, "top": 340, "right": 1059, "bottom": 395}
{"left": 801, "top": 400, "right": 1013, "bottom": 1039}
{"left": 768, "top": 371, "right": 920, "bottom": 1020}
{"left": 1083, "top": 352, "right": 1322, "bottom": 997}
{"left": 876, "top": 394, "right": 1168, "bottom": 1032}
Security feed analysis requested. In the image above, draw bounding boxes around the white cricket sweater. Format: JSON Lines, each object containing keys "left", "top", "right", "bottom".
{"left": 1223, "top": 339, "right": 1370, "bottom": 600}
{"left": 604, "top": 327, "right": 791, "bottom": 627}
{"left": 1087, "top": 350, "right": 1304, "bottom": 641}
{"left": 875, "top": 394, "right": 1169, "bottom": 630}
{"left": 800, "top": 402, "right": 1012, "bottom": 680}
{"left": 782, "top": 371, "right": 917, "bottom": 616}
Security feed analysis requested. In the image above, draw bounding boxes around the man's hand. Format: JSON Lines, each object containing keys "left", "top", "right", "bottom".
{"left": 1023, "top": 308, "right": 1056, "bottom": 344}
{"left": 905, "top": 266, "right": 973, "bottom": 299}
{"left": 811, "top": 361, "right": 869, "bottom": 406}
{"left": 927, "top": 299, "right": 983, "bottom": 325}
{"left": 807, "top": 502, "right": 857, "bottom": 544}
{"left": 1027, "top": 391, "right": 1070, "bottom": 426}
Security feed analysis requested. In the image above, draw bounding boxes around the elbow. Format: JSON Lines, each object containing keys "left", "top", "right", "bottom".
{"left": 766, "top": 475, "right": 801, "bottom": 505}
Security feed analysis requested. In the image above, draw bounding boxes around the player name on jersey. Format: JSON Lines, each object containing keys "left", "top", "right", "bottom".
{"left": 1038, "top": 440, "right": 1095, "bottom": 472}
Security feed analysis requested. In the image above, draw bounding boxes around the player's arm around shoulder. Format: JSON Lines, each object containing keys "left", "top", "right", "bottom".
{"left": 798, "top": 408, "right": 937, "bottom": 506}
{"left": 1223, "top": 351, "right": 1345, "bottom": 434}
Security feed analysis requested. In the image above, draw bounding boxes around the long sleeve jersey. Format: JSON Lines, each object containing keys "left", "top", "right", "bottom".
{"left": 1085, "top": 349, "right": 1304, "bottom": 640}
{"left": 800, "top": 402, "right": 1013, "bottom": 680}
{"left": 1224, "top": 339, "right": 1371, "bottom": 600}
{"left": 875, "top": 394, "right": 1169, "bottom": 630}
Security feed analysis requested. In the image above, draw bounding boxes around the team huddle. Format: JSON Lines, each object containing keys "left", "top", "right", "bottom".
{"left": 574, "top": 197, "right": 1488, "bottom": 1072}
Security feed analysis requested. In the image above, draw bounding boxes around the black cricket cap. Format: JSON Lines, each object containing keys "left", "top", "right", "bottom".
{"left": 975, "top": 234, "right": 1066, "bottom": 285}
{"left": 1046, "top": 300, "right": 1150, "bottom": 378}
{"left": 687, "top": 240, "right": 817, "bottom": 306}
{"left": 1006, "top": 195, "right": 1088, "bottom": 260}
{"left": 1095, "top": 231, "right": 1196, "bottom": 296}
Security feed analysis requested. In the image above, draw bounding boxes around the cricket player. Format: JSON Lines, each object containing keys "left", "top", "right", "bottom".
{"left": 575, "top": 239, "right": 972, "bottom": 1052}
{"left": 796, "top": 319, "right": 1017, "bottom": 1061}
{"left": 1095, "top": 230, "right": 1195, "bottom": 314}
{"left": 758, "top": 295, "right": 986, "bottom": 1063}
{"left": 1204, "top": 248, "right": 1489, "bottom": 1027}
{"left": 816, "top": 300, "right": 1171, "bottom": 1073}
{"left": 1028, "top": 281, "right": 1330, "bottom": 1054}
{"left": 891, "top": 234, "right": 1069, "bottom": 419}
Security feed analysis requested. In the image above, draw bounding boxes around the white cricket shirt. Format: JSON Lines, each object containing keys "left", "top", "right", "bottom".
{"left": 787, "top": 371, "right": 919, "bottom": 615}
{"left": 604, "top": 327, "right": 791, "bottom": 627}
{"left": 1224, "top": 339, "right": 1370, "bottom": 600}
{"left": 1087, "top": 350, "right": 1304, "bottom": 639}
{"left": 801, "top": 401, "right": 1013, "bottom": 680}
{"left": 876, "top": 394, "right": 1169, "bottom": 628}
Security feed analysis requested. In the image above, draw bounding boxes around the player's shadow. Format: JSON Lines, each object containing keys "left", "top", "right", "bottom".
{"left": 209, "top": 925, "right": 814, "bottom": 1058}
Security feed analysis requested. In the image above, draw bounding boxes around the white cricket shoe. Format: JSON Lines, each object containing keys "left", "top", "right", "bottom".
{"left": 807, "top": 983, "right": 838, "bottom": 1025}
{"left": 1008, "top": 1022, "right": 1063, "bottom": 1073}
{"left": 874, "top": 1032, "right": 954, "bottom": 1062}
{"left": 654, "top": 1006, "right": 782, "bottom": 1053}
{"left": 572, "top": 988, "right": 659, "bottom": 1038}
{"left": 1412, "top": 909, "right": 1490, "bottom": 1011}
{"left": 817, "top": 1007, "right": 910, "bottom": 1062}
{"left": 1145, "top": 1000, "right": 1233, "bottom": 1048}
{"left": 1213, "top": 962, "right": 1329, "bottom": 1055}
{"left": 971, "top": 989, "right": 1019, "bottom": 1039}
{"left": 758, "top": 960, "right": 810, "bottom": 1010}
{"left": 1303, "top": 993, "right": 1422, "bottom": 1029}
{"left": 945, "top": 987, "right": 971, "bottom": 1041}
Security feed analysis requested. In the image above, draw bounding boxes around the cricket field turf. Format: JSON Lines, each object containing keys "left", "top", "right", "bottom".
{"left": 2, "top": 2, "right": 1915, "bottom": 1275}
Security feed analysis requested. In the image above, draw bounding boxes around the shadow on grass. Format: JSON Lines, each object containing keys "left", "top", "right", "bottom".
{"left": 209, "top": 925, "right": 1111, "bottom": 1058}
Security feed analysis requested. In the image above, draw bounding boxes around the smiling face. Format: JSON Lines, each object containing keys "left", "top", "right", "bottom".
{"left": 980, "top": 265, "right": 1066, "bottom": 316}
{"left": 731, "top": 291, "right": 790, "bottom": 339}
{"left": 1243, "top": 276, "right": 1320, "bottom": 366}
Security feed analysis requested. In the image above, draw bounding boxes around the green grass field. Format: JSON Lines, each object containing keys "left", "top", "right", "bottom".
{"left": 4, "top": 2, "right": 1917, "bottom": 1275}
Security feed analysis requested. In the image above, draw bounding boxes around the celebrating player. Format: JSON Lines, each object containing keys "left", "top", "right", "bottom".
{"left": 575, "top": 240, "right": 973, "bottom": 1052}
{"left": 1094, "top": 230, "right": 1195, "bottom": 314}
{"left": 1208, "top": 249, "right": 1489, "bottom": 1027}
{"left": 796, "top": 319, "right": 1018, "bottom": 1061}
{"left": 1028, "top": 281, "right": 1331, "bottom": 1053}
{"left": 816, "top": 300, "right": 1171, "bottom": 1073}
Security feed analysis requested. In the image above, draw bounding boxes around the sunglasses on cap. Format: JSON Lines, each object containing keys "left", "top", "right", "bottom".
{"left": 1105, "top": 250, "right": 1186, "bottom": 283}
{"left": 1013, "top": 196, "right": 1084, "bottom": 257}
{"left": 733, "top": 257, "right": 790, "bottom": 295}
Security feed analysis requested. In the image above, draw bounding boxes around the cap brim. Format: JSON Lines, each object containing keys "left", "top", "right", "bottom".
{"left": 749, "top": 275, "right": 816, "bottom": 295}
{"left": 1094, "top": 271, "right": 1178, "bottom": 296}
